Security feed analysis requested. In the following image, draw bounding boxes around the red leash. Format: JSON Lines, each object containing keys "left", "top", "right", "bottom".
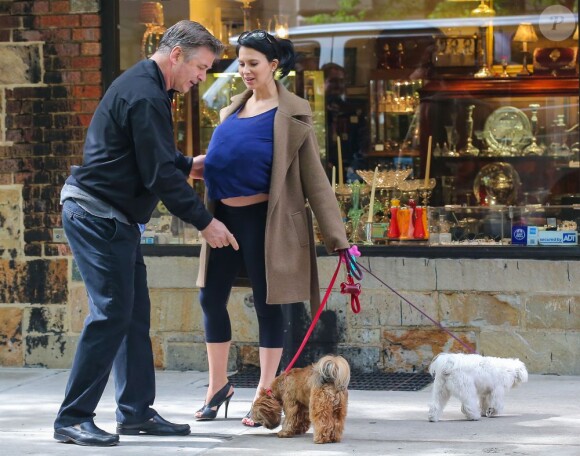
{"left": 284, "top": 249, "right": 362, "bottom": 373}
{"left": 282, "top": 246, "right": 477, "bottom": 373}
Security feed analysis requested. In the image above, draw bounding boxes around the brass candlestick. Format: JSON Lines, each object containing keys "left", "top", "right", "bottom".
{"left": 462, "top": 105, "right": 480, "bottom": 156}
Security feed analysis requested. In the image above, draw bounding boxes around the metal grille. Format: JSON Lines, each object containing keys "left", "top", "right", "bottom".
{"left": 228, "top": 368, "right": 432, "bottom": 392}
{"left": 349, "top": 372, "right": 432, "bottom": 391}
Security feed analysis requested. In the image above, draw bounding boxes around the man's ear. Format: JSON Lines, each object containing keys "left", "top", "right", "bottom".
{"left": 169, "top": 46, "right": 182, "bottom": 64}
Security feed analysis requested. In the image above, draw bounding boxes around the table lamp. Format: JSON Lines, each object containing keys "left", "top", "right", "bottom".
{"left": 139, "top": 2, "right": 166, "bottom": 58}
{"left": 513, "top": 23, "right": 538, "bottom": 76}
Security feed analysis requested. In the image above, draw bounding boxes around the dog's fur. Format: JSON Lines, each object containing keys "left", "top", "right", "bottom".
{"left": 428, "top": 353, "right": 528, "bottom": 422}
{"left": 251, "top": 355, "right": 350, "bottom": 444}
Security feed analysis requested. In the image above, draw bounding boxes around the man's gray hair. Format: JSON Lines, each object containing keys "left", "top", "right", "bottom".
{"left": 157, "top": 20, "right": 224, "bottom": 60}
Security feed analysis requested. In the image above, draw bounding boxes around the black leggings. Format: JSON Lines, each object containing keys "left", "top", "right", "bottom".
{"left": 199, "top": 201, "right": 284, "bottom": 348}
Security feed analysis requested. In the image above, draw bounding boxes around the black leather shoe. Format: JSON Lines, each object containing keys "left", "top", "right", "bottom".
{"left": 54, "top": 422, "right": 119, "bottom": 446}
{"left": 116, "top": 413, "right": 191, "bottom": 436}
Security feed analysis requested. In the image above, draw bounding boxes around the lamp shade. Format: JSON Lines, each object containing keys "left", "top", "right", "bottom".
{"left": 513, "top": 23, "right": 538, "bottom": 43}
{"left": 139, "top": 2, "right": 164, "bottom": 26}
{"left": 573, "top": 25, "right": 578, "bottom": 40}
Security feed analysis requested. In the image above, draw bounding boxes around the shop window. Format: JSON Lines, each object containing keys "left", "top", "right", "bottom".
{"left": 107, "top": 1, "right": 579, "bottom": 251}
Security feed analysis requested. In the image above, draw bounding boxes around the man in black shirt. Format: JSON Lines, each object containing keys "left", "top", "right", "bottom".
{"left": 54, "top": 21, "right": 237, "bottom": 447}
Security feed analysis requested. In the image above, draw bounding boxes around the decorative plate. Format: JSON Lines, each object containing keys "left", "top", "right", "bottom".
{"left": 483, "top": 106, "right": 531, "bottom": 154}
{"left": 473, "top": 162, "right": 521, "bottom": 205}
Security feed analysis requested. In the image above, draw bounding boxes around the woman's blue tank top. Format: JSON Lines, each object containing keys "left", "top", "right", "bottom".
{"left": 204, "top": 107, "right": 276, "bottom": 200}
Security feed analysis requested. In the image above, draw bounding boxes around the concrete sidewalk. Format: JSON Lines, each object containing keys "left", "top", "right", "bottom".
{"left": 0, "top": 368, "right": 579, "bottom": 456}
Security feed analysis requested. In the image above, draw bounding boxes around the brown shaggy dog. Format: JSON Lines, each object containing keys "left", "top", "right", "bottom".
{"left": 251, "top": 355, "right": 350, "bottom": 444}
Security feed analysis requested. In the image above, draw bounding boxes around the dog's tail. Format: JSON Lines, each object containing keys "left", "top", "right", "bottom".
{"left": 312, "top": 355, "right": 351, "bottom": 391}
{"left": 429, "top": 353, "right": 454, "bottom": 378}
{"left": 513, "top": 359, "right": 529, "bottom": 385}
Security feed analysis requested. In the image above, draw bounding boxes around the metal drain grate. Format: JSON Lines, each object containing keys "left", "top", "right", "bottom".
{"left": 349, "top": 372, "right": 432, "bottom": 391}
{"left": 228, "top": 368, "right": 432, "bottom": 392}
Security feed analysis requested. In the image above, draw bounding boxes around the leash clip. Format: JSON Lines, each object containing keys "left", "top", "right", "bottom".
{"left": 340, "top": 274, "right": 361, "bottom": 313}
{"left": 340, "top": 278, "right": 361, "bottom": 296}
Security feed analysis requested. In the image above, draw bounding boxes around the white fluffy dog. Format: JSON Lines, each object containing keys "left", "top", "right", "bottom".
{"left": 428, "top": 353, "right": 528, "bottom": 422}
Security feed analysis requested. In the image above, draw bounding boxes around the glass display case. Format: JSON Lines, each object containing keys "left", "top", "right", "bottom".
{"left": 121, "top": 1, "right": 579, "bottom": 253}
{"left": 427, "top": 204, "right": 579, "bottom": 247}
{"left": 141, "top": 201, "right": 201, "bottom": 245}
{"left": 368, "top": 70, "right": 422, "bottom": 171}
{"left": 418, "top": 77, "right": 579, "bottom": 213}
{"left": 302, "top": 70, "right": 327, "bottom": 160}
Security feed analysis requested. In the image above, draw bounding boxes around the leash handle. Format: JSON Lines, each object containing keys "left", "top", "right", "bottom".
{"left": 341, "top": 247, "right": 363, "bottom": 281}
{"left": 340, "top": 248, "right": 363, "bottom": 313}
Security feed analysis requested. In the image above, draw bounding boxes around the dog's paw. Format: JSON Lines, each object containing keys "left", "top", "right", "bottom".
{"left": 277, "top": 430, "right": 295, "bottom": 438}
{"left": 428, "top": 407, "right": 439, "bottom": 422}
{"left": 314, "top": 436, "right": 338, "bottom": 444}
{"left": 485, "top": 407, "right": 497, "bottom": 417}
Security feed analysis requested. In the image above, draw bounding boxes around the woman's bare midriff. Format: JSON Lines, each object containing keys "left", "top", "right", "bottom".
{"left": 221, "top": 193, "right": 269, "bottom": 207}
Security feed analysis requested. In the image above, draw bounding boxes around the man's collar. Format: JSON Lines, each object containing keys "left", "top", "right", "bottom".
{"left": 147, "top": 58, "right": 173, "bottom": 99}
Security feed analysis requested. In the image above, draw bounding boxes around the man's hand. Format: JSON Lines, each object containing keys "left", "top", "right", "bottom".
{"left": 200, "top": 218, "right": 239, "bottom": 250}
{"left": 190, "top": 155, "right": 205, "bottom": 179}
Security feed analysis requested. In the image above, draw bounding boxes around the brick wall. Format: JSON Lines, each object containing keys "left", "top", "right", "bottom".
{"left": 0, "top": 0, "right": 100, "bottom": 366}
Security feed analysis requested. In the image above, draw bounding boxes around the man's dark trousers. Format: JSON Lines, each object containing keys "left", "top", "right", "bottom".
{"left": 54, "top": 199, "right": 156, "bottom": 428}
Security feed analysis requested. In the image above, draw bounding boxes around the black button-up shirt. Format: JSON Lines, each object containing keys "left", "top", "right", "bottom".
{"left": 66, "top": 58, "right": 212, "bottom": 229}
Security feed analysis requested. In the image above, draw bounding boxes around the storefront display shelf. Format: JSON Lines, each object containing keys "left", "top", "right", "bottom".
{"left": 419, "top": 76, "right": 579, "bottom": 210}
{"left": 141, "top": 243, "right": 580, "bottom": 261}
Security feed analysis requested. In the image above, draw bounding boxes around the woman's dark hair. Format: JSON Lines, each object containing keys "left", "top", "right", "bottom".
{"left": 236, "top": 30, "right": 295, "bottom": 78}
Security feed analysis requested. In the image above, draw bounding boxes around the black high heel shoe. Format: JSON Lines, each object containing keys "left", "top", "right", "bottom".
{"left": 196, "top": 383, "right": 234, "bottom": 421}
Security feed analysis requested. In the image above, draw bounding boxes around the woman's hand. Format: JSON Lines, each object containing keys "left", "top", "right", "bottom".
{"left": 336, "top": 245, "right": 361, "bottom": 259}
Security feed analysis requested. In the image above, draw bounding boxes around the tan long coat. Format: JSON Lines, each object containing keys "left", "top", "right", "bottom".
{"left": 196, "top": 81, "right": 349, "bottom": 313}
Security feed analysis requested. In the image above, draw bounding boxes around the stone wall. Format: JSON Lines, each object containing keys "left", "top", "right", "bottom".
{"left": 0, "top": 0, "right": 100, "bottom": 366}
{"left": 5, "top": 239, "right": 580, "bottom": 372}
{"left": 59, "top": 255, "right": 580, "bottom": 375}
